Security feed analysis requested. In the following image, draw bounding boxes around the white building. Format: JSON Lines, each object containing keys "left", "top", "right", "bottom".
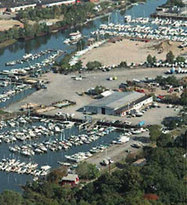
{"left": 10, "top": 4, "right": 37, "bottom": 12}
{"left": 44, "top": 0, "right": 76, "bottom": 8}
{"left": 84, "top": 91, "right": 153, "bottom": 116}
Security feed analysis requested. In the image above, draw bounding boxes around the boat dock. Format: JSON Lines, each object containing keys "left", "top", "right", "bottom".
{"left": 31, "top": 112, "right": 135, "bottom": 129}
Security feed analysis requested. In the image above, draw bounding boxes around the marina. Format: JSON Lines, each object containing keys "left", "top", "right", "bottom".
{"left": 92, "top": 17, "right": 186, "bottom": 42}
{"left": 0, "top": 49, "right": 63, "bottom": 108}
{"left": 0, "top": 114, "right": 127, "bottom": 192}
{"left": 0, "top": 0, "right": 182, "bottom": 193}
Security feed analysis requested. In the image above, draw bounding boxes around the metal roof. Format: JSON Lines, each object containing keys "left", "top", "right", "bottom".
{"left": 62, "top": 174, "right": 79, "bottom": 181}
{"left": 86, "top": 91, "right": 145, "bottom": 110}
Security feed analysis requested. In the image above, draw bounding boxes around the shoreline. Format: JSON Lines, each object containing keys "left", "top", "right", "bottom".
{"left": 0, "top": 39, "right": 17, "bottom": 50}
{"left": 0, "top": 1, "right": 140, "bottom": 51}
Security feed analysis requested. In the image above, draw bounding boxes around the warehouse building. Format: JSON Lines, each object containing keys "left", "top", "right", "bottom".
{"left": 84, "top": 91, "right": 153, "bottom": 116}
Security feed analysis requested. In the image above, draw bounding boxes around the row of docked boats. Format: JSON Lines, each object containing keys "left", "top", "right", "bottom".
{"left": 0, "top": 117, "right": 76, "bottom": 144}
{"left": 65, "top": 145, "right": 108, "bottom": 163}
{"left": 8, "top": 126, "right": 116, "bottom": 157}
{"left": 64, "top": 127, "right": 147, "bottom": 163}
{"left": 0, "top": 158, "right": 51, "bottom": 176}
{"left": 0, "top": 84, "right": 32, "bottom": 103}
{"left": 1, "top": 49, "right": 63, "bottom": 77}
{"left": 5, "top": 49, "right": 57, "bottom": 66}
{"left": 69, "top": 40, "right": 106, "bottom": 66}
{"left": 124, "top": 16, "right": 187, "bottom": 27}
{"left": 93, "top": 22, "right": 186, "bottom": 42}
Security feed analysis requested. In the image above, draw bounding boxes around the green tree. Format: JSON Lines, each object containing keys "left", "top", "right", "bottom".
{"left": 77, "top": 162, "right": 100, "bottom": 180}
{"left": 180, "top": 89, "right": 187, "bottom": 105}
{"left": 147, "top": 54, "right": 153, "bottom": 65}
{"left": 47, "top": 167, "right": 67, "bottom": 183}
{"left": 86, "top": 61, "right": 102, "bottom": 70}
{"left": 176, "top": 56, "right": 185, "bottom": 63}
{"left": 166, "top": 51, "right": 175, "bottom": 64}
{"left": 174, "top": 131, "right": 187, "bottom": 149}
{"left": 0, "top": 190, "right": 23, "bottom": 205}
{"left": 119, "top": 61, "right": 127, "bottom": 68}
{"left": 152, "top": 56, "right": 157, "bottom": 64}
{"left": 148, "top": 125, "right": 162, "bottom": 142}
{"left": 156, "top": 133, "right": 173, "bottom": 147}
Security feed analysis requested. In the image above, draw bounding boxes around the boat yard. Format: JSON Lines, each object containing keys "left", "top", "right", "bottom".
{"left": 0, "top": 0, "right": 186, "bottom": 193}
{"left": 4, "top": 68, "right": 182, "bottom": 125}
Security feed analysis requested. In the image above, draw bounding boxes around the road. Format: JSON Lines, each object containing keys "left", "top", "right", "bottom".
{"left": 86, "top": 131, "right": 150, "bottom": 169}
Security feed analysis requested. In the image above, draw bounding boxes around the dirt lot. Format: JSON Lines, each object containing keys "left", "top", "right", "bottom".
{"left": 0, "top": 20, "right": 23, "bottom": 31}
{"left": 80, "top": 39, "right": 187, "bottom": 66}
{"left": 5, "top": 67, "right": 183, "bottom": 125}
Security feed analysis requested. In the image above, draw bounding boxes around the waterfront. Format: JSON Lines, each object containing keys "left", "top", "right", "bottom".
{"left": 0, "top": 115, "right": 122, "bottom": 192}
{"left": 0, "top": 0, "right": 173, "bottom": 193}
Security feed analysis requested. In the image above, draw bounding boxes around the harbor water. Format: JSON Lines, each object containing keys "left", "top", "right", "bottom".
{"left": 0, "top": 0, "right": 167, "bottom": 193}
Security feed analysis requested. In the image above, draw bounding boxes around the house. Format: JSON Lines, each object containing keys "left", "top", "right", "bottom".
{"left": 60, "top": 174, "right": 79, "bottom": 186}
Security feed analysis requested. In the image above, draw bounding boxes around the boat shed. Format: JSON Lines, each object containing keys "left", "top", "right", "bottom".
{"left": 84, "top": 91, "right": 153, "bottom": 116}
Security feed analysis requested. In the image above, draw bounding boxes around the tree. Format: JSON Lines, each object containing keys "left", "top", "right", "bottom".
{"left": 47, "top": 167, "right": 67, "bottom": 183}
{"left": 166, "top": 0, "right": 185, "bottom": 7}
{"left": 148, "top": 125, "right": 162, "bottom": 142}
{"left": 180, "top": 89, "right": 187, "bottom": 105}
{"left": 156, "top": 133, "right": 172, "bottom": 147}
{"left": 176, "top": 56, "right": 185, "bottom": 63}
{"left": 86, "top": 61, "right": 102, "bottom": 70}
{"left": 174, "top": 131, "right": 187, "bottom": 149}
{"left": 152, "top": 56, "right": 157, "bottom": 64}
{"left": 166, "top": 51, "right": 175, "bottom": 64}
{"left": 0, "top": 190, "right": 23, "bottom": 205}
{"left": 77, "top": 162, "right": 100, "bottom": 180}
{"left": 119, "top": 61, "right": 127, "bottom": 68}
{"left": 147, "top": 54, "right": 153, "bottom": 65}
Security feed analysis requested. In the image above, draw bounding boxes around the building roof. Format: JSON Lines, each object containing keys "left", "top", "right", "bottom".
{"left": 86, "top": 91, "right": 145, "bottom": 110}
{"left": 62, "top": 174, "right": 79, "bottom": 182}
{"left": 132, "top": 158, "right": 146, "bottom": 166}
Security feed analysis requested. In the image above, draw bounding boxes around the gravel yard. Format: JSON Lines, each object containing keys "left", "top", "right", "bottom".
{"left": 5, "top": 67, "right": 183, "bottom": 125}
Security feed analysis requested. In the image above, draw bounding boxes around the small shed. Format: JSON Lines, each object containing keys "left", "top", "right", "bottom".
{"left": 61, "top": 174, "right": 79, "bottom": 186}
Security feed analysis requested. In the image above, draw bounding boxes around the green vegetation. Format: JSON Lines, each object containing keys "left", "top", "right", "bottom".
{"left": 166, "top": 51, "right": 175, "bottom": 64}
{"left": 165, "top": 0, "right": 185, "bottom": 7}
{"left": 86, "top": 61, "right": 102, "bottom": 70}
{"left": 0, "top": 190, "right": 22, "bottom": 205}
{"left": 148, "top": 125, "right": 162, "bottom": 142}
{"left": 163, "top": 89, "right": 187, "bottom": 106}
{"left": 155, "top": 75, "right": 180, "bottom": 87}
{"left": 47, "top": 167, "right": 68, "bottom": 184}
{"left": 0, "top": 39, "right": 17, "bottom": 49}
{"left": 0, "top": 3, "right": 95, "bottom": 44}
{"left": 175, "top": 56, "right": 185, "bottom": 63}
{"left": 146, "top": 54, "right": 157, "bottom": 65}
{"left": 18, "top": 3, "right": 95, "bottom": 22}
{"left": 77, "top": 162, "right": 100, "bottom": 180}
{"left": 118, "top": 61, "right": 128, "bottom": 68}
